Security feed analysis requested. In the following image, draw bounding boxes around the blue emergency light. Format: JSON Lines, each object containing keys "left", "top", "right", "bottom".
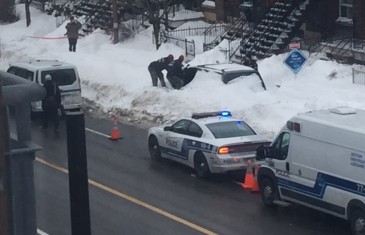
{"left": 192, "top": 111, "right": 232, "bottom": 119}
{"left": 220, "top": 111, "right": 231, "bottom": 117}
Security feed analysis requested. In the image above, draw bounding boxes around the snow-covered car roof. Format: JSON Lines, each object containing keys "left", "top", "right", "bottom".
{"left": 9, "top": 59, "right": 75, "bottom": 71}
{"left": 194, "top": 63, "right": 256, "bottom": 73}
{"left": 187, "top": 63, "right": 266, "bottom": 90}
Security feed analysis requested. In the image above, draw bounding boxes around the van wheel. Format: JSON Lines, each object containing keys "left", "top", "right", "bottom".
{"left": 351, "top": 209, "right": 365, "bottom": 235}
{"left": 148, "top": 136, "right": 161, "bottom": 160}
{"left": 260, "top": 177, "right": 278, "bottom": 207}
{"left": 194, "top": 153, "right": 210, "bottom": 178}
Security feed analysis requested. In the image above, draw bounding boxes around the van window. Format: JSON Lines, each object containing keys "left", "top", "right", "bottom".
{"left": 273, "top": 132, "right": 291, "bottom": 160}
{"left": 7, "top": 67, "right": 34, "bottom": 81}
{"left": 41, "top": 69, "right": 76, "bottom": 86}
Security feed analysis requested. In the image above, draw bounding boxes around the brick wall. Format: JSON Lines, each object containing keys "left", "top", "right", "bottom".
{"left": 215, "top": 0, "right": 224, "bottom": 22}
{"left": 353, "top": 0, "right": 365, "bottom": 39}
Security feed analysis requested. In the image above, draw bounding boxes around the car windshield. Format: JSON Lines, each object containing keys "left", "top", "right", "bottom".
{"left": 223, "top": 70, "right": 259, "bottom": 84}
{"left": 41, "top": 69, "right": 77, "bottom": 86}
{"left": 206, "top": 121, "right": 256, "bottom": 139}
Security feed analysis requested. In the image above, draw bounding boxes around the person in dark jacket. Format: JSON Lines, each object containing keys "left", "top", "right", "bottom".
{"left": 65, "top": 16, "right": 82, "bottom": 52}
{"left": 166, "top": 55, "right": 185, "bottom": 90}
{"left": 148, "top": 54, "right": 174, "bottom": 87}
{"left": 42, "top": 74, "right": 61, "bottom": 132}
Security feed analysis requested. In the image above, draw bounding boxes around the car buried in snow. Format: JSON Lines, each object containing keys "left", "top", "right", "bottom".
{"left": 181, "top": 63, "right": 267, "bottom": 90}
{"left": 147, "top": 111, "right": 271, "bottom": 178}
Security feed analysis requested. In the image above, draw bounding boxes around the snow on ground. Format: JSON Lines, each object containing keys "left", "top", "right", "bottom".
{"left": 1, "top": 5, "right": 365, "bottom": 139}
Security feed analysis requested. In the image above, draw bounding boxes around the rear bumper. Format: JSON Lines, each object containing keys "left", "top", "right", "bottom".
{"left": 209, "top": 154, "right": 256, "bottom": 173}
{"left": 30, "top": 102, "right": 82, "bottom": 112}
{"left": 63, "top": 103, "right": 82, "bottom": 111}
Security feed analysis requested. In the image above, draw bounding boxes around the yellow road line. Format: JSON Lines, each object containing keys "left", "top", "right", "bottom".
{"left": 35, "top": 157, "right": 218, "bottom": 235}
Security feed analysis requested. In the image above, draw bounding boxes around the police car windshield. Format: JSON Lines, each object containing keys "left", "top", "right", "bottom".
{"left": 206, "top": 121, "right": 256, "bottom": 138}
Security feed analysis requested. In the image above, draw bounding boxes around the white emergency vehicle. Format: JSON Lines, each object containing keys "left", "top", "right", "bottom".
{"left": 7, "top": 60, "right": 82, "bottom": 114}
{"left": 147, "top": 111, "right": 271, "bottom": 178}
{"left": 256, "top": 107, "right": 365, "bottom": 235}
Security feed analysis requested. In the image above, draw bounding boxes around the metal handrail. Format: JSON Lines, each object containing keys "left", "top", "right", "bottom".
{"left": 1, "top": 71, "right": 45, "bottom": 105}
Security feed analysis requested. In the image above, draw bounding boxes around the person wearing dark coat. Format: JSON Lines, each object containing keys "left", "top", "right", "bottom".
{"left": 65, "top": 16, "right": 82, "bottom": 52}
{"left": 166, "top": 55, "right": 185, "bottom": 90}
{"left": 42, "top": 74, "right": 61, "bottom": 132}
{"left": 148, "top": 54, "right": 174, "bottom": 87}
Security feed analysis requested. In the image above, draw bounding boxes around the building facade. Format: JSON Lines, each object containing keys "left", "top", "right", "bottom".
{"left": 200, "top": 0, "right": 365, "bottom": 40}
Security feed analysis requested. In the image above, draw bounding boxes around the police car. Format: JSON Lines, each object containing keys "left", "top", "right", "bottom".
{"left": 147, "top": 111, "right": 271, "bottom": 177}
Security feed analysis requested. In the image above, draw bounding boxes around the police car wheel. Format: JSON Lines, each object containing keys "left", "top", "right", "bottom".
{"left": 260, "top": 177, "right": 277, "bottom": 207}
{"left": 194, "top": 154, "right": 210, "bottom": 178}
{"left": 148, "top": 136, "right": 161, "bottom": 160}
{"left": 351, "top": 209, "right": 365, "bottom": 235}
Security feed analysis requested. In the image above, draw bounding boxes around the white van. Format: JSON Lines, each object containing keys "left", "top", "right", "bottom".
{"left": 256, "top": 107, "right": 365, "bottom": 235}
{"left": 7, "top": 60, "right": 82, "bottom": 113}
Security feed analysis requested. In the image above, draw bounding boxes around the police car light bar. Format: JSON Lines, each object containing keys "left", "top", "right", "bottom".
{"left": 192, "top": 111, "right": 232, "bottom": 119}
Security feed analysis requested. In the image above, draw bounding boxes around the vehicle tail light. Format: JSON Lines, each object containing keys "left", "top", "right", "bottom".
{"left": 218, "top": 142, "right": 271, "bottom": 155}
{"left": 218, "top": 147, "right": 230, "bottom": 154}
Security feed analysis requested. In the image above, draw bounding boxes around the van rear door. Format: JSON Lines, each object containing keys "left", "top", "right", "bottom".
{"left": 40, "top": 68, "right": 82, "bottom": 110}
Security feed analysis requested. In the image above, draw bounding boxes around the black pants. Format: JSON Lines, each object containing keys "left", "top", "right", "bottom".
{"left": 148, "top": 67, "right": 166, "bottom": 87}
{"left": 167, "top": 75, "right": 184, "bottom": 90}
{"left": 68, "top": 38, "right": 77, "bottom": 52}
{"left": 42, "top": 107, "right": 59, "bottom": 130}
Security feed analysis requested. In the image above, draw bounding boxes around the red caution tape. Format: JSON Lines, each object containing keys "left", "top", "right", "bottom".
{"left": 26, "top": 36, "right": 68, "bottom": 39}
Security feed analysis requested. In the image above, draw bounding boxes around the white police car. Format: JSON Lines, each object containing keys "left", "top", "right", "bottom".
{"left": 147, "top": 111, "right": 271, "bottom": 178}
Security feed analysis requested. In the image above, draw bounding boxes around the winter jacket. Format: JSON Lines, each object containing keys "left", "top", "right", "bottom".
{"left": 148, "top": 57, "right": 171, "bottom": 73}
{"left": 166, "top": 60, "right": 183, "bottom": 78}
{"left": 65, "top": 21, "right": 82, "bottom": 39}
{"left": 42, "top": 80, "right": 61, "bottom": 109}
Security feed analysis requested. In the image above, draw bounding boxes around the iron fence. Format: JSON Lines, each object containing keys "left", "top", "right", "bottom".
{"left": 160, "top": 32, "right": 195, "bottom": 60}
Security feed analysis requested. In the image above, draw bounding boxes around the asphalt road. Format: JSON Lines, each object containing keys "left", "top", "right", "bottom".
{"left": 24, "top": 113, "right": 351, "bottom": 235}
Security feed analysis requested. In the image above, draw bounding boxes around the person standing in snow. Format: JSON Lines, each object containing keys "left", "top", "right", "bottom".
{"left": 42, "top": 74, "right": 61, "bottom": 132}
{"left": 148, "top": 54, "right": 174, "bottom": 87}
{"left": 166, "top": 55, "right": 185, "bottom": 90}
{"left": 65, "top": 16, "right": 82, "bottom": 52}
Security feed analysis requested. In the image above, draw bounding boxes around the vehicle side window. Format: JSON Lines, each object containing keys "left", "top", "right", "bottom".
{"left": 171, "top": 120, "right": 191, "bottom": 135}
{"left": 187, "top": 122, "right": 203, "bottom": 138}
{"left": 7, "top": 67, "right": 34, "bottom": 81}
{"left": 7, "top": 67, "right": 17, "bottom": 75}
{"left": 273, "top": 132, "right": 291, "bottom": 160}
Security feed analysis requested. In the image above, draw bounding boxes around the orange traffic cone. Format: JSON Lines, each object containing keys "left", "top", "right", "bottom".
{"left": 242, "top": 160, "right": 254, "bottom": 189}
{"left": 109, "top": 115, "right": 121, "bottom": 141}
{"left": 250, "top": 164, "right": 261, "bottom": 192}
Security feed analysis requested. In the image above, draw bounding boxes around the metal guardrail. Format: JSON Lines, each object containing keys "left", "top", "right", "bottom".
{"left": 0, "top": 70, "right": 45, "bottom": 235}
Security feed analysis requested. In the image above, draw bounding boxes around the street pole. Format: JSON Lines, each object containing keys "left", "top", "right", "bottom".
{"left": 0, "top": 77, "right": 10, "bottom": 235}
{"left": 66, "top": 111, "right": 91, "bottom": 235}
{"left": 112, "top": 0, "right": 119, "bottom": 44}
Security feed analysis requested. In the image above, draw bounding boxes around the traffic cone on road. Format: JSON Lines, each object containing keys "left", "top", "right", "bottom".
{"left": 109, "top": 115, "right": 121, "bottom": 141}
{"left": 242, "top": 160, "right": 254, "bottom": 189}
{"left": 250, "top": 164, "right": 261, "bottom": 192}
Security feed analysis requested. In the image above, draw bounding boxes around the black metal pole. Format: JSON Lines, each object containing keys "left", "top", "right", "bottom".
{"left": 66, "top": 111, "right": 91, "bottom": 235}
{"left": 0, "top": 77, "right": 10, "bottom": 235}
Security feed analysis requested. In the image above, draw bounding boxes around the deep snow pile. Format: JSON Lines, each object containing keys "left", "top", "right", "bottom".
{"left": 1, "top": 5, "right": 365, "bottom": 138}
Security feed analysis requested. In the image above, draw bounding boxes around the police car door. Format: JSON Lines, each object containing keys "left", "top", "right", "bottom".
{"left": 163, "top": 119, "right": 191, "bottom": 162}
